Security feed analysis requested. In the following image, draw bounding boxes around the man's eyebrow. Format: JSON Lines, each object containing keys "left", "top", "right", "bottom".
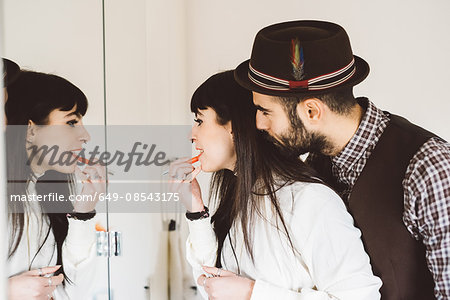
{"left": 255, "top": 105, "right": 270, "bottom": 112}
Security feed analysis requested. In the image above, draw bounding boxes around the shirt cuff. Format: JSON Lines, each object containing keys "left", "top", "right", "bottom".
{"left": 186, "top": 216, "right": 216, "bottom": 247}
{"left": 63, "top": 217, "right": 96, "bottom": 267}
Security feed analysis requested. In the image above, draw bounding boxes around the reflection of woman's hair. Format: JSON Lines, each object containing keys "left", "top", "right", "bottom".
{"left": 190, "top": 71, "right": 322, "bottom": 270}
{"left": 5, "top": 71, "right": 88, "bottom": 283}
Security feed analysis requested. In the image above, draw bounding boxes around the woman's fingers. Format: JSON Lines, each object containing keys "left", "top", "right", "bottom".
{"left": 82, "top": 166, "right": 105, "bottom": 182}
{"left": 173, "top": 165, "right": 194, "bottom": 179}
{"left": 188, "top": 166, "right": 202, "bottom": 182}
{"left": 169, "top": 163, "right": 201, "bottom": 182}
{"left": 42, "top": 286, "right": 57, "bottom": 299}
{"left": 36, "top": 274, "right": 63, "bottom": 288}
{"left": 197, "top": 274, "right": 208, "bottom": 287}
{"left": 169, "top": 157, "right": 190, "bottom": 171}
{"left": 202, "top": 266, "right": 235, "bottom": 277}
{"left": 27, "top": 265, "right": 61, "bottom": 276}
{"left": 168, "top": 158, "right": 204, "bottom": 212}
{"left": 84, "top": 163, "right": 107, "bottom": 179}
{"left": 48, "top": 274, "right": 64, "bottom": 286}
{"left": 74, "top": 166, "right": 88, "bottom": 181}
{"left": 169, "top": 159, "right": 192, "bottom": 176}
{"left": 75, "top": 164, "right": 106, "bottom": 185}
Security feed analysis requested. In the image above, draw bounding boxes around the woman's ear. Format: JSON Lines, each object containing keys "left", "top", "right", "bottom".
{"left": 224, "top": 121, "right": 233, "bottom": 135}
{"left": 26, "top": 120, "right": 36, "bottom": 144}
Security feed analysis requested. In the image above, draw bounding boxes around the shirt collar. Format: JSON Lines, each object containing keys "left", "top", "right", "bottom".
{"left": 332, "top": 97, "right": 390, "bottom": 171}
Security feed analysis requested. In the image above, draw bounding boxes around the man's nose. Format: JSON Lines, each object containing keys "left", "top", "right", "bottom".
{"left": 255, "top": 110, "right": 269, "bottom": 131}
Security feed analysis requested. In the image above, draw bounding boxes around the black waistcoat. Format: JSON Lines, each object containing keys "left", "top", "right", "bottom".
{"left": 308, "top": 114, "right": 437, "bottom": 300}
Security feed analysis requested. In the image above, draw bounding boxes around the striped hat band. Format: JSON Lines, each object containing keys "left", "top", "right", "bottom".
{"left": 248, "top": 58, "right": 355, "bottom": 92}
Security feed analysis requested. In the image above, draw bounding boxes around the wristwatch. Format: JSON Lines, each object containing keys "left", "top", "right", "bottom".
{"left": 185, "top": 206, "right": 209, "bottom": 221}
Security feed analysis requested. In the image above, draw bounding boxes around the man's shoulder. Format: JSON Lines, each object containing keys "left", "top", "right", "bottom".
{"left": 408, "top": 137, "right": 450, "bottom": 172}
{"left": 403, "top": 137, "right": 450, "bottom": 196}
{"left": 420, "top": 136, "right": 450, "bottom": 153}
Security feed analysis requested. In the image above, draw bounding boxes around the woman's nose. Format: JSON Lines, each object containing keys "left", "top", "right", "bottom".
{"left": 190, "top": 126, "right": 197, "bottom": 143}
{"left": 78, "top": 124, "right": 91, "bottom": 144}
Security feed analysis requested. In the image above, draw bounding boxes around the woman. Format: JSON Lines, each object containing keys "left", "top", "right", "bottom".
{"left": 5, "top": 70, "right": 105, "bottom": 299}
{"left": 170, "top": 71, "right": 382, "bottom": 299}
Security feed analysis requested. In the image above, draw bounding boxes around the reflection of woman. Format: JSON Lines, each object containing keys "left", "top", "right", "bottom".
{"left": 171, "top": 71, "right": 382, "bottom": 299}
{"left": 5, "top": 71, "right": 105, "bottom": 299}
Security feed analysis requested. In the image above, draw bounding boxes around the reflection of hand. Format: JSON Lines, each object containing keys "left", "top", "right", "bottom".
{"left": 168, "top": 158, "right": 203, "bottom": 212}
{"left": 8, "top": 266, "right": 64, "bottom": 300}
{"left": 74, "top": 164, "right": 106, "bottom": 213}
{"left": 197, "top": 266, "right": 255, "bottom": 300}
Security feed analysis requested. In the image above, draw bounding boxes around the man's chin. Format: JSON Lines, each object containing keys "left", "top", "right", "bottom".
{"left": 262, "top": 132, "right": 305, "bottom": 158}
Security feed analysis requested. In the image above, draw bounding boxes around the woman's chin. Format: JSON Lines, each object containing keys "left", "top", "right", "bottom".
{"left": 200, "top": 163, "right": 218, "bottom": 173}
{"left": 200, "top": 166, "right": 213, "bottom": 173}
{"left": 50, "top": 164, "right": 77, "bottom": 174}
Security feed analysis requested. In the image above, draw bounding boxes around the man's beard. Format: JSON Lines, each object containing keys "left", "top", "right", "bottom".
{"left": 262, "top": 117, "right": 333, "bottom": 158}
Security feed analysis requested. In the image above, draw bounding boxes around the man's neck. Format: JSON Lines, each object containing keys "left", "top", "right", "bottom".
{"left": 323, "top": 103, "right": 364, "bottom": 156}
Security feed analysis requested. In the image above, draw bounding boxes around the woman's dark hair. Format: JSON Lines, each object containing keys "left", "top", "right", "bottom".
{"left": 190, "top": 71, "right": 322, "bottom": 270}
{"left": 5, "top": 70, "right": 88, "bottom": 284}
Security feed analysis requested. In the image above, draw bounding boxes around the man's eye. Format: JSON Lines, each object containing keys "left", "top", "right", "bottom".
{"left": 262, "top": 111, "right": 270, "bottom": 116}
{"left": 194, "top": 118, "right": 203, "bottom": 125}
{"left": 67, "top": 120, "right": 78, "bottom": 127}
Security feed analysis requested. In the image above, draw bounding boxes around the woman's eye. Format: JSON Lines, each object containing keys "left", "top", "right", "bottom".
{"left": 67, "top": 120, "right": 78, "bottom": 127}
{"left": 262, "top": 111, "right": 269, "bottom": 116}
{"left": 194, "top": 118, "right": 203, "bottom": 125}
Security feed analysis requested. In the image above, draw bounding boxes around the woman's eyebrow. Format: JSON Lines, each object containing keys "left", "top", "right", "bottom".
{"left": 64, "top": 111, "right": 80, "bottom": 118}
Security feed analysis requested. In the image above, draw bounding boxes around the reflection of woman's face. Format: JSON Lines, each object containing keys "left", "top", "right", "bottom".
{"left": 191, "top": 108, "right": 236, "bottom": 172}
{"left": 26, "top": 105, "right": 90, "bottom": 174}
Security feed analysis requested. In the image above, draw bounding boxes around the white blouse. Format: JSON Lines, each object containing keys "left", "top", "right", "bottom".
{"left": 7, "top": 180, "right": 97, "bottom": 299}
{"left": 186, "top": 182, "right": 382, "bottom": 299}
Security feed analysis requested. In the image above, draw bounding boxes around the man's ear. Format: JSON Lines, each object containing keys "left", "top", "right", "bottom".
{"left": 296, "top": 98, "right": 324, "bottom": 124}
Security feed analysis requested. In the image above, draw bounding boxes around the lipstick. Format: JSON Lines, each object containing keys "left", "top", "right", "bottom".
{"left": 162, "top": 153, "right": 202, "bottom": 176}
{"left": 187, "top": 153, "right": 202, "bottom": 164}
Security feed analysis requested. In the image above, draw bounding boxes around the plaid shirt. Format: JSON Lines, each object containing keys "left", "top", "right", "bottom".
{"left": 330, "top": 98, "right": 450, "bottom": 299}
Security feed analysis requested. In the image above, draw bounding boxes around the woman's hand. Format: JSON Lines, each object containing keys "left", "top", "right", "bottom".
{"left": 8, "top": 266, "right": 64, "bottom": 300}
{"left": 197, "top": 266, "right": 255, "bottom": 300}
{"left": 168, "top": 158, "right": 203, "bottom": 212}
{"left": 73, "top": 163, "right": 106, "bottom": 213}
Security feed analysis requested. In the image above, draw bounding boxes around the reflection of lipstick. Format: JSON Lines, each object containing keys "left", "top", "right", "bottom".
{"left": 72, "top": 153, "right": 114, "bottom": 175}
{"left": 73, "top": 154, "right": 91, "bottom": 164}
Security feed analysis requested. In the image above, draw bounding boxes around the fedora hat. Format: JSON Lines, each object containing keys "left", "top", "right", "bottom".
{"left": 235, "top": 20, "right": 369, "bottom": 96}
{"left": 2, "top": 58, "right": 20, "bottom": 87}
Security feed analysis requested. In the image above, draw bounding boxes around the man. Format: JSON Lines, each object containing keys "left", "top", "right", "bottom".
{"left": 2, "top": 58, "right": 20, "bottom": 125}
{"left": 235, "top": 20, "right": 450, "bottom": 300}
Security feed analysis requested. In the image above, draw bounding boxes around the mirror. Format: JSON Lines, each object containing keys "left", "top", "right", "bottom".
{"left": 1, "top": 1, "right": 109, "bottom": 299}
{"left": 1, "top": 1, "right": 449, "bottom": 300}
